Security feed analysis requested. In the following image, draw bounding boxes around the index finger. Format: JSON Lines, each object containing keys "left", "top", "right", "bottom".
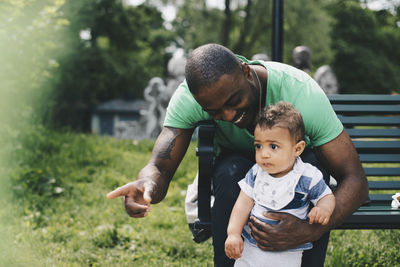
{"left": 249, "top": 216, "right": 274, "bottom": 233}
{"left": 248, "top": 217, "right": 276, "bottom": 251}
{"left": 107, "top": 184, "right": 131, "bottom": 199}
{"left": 262, "top": 211, "right": 286, "bottom": 221}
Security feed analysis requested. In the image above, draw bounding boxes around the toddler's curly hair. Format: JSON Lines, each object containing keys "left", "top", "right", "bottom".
{"left": 256, "top": 101, "right": 305, "bottom": 142}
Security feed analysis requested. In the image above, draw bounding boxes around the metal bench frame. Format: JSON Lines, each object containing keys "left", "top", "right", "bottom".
{"left": 195, "top": 94, "right": 400, "bottom": 233}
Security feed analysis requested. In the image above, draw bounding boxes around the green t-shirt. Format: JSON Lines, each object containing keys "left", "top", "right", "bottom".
{"left": 164, "top": 56, "right": 343, "bottom": 155}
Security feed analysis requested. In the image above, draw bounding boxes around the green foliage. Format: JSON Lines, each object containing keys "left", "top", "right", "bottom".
{"left": 173, "top": 0, "right": 400, "bottom": 93}
{"left": 3, "top": 0, "right": 400, "bottom": 137}
{"left": 49, "top": 0, "right": 175, "bottom": 130}
{"left": 0, "top": 0, "right": 175, "bottom": 132}
{"left": 13, "top": 168, "right": 63, "bottom": 206}
{"left": 0, "top": 1, "right": 67, "bottom": 263}
{"left": 284, "top": 0, "right": 334, "bottom": 67}
{"left": 172, "top": 0, "right": 333, "bottom": 68}
{"left": 328, "top": 1, "right": 400, "bottom": 94}
{"left": 326, "top": 230, "right": 400, "bottom": 267}
{"left": 172, "top": 0, "right": 225, "bottom": 50}
{"left": 93, "top": 225, "right": 125, "bottom": 248}
{"left": 0, "top": 0, "right": 68, "bottom": 134}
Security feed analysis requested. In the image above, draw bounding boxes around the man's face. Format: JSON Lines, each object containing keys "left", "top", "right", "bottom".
{"left": 193, "top": 68, "right": 260, "bottom": 130}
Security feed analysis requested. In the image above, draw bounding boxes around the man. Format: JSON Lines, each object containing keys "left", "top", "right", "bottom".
{"left": 107, "top": 43, "right": 368, "bottom": 267}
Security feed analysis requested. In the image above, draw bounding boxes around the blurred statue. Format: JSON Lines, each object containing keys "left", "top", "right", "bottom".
{"left": 292, "top": 46, "right": 311, "bottom": 73}
{"left": 114, "top": 120, "right": 144, "bottom": 140}
{"left": 251, "top": 53, "right": 270, "bottom": 61}
{"left": 290, "top": 46, "right": 339, "bottom": 95}
{"left": 114, "top": 77, "right": 167, "bottom": 140}
{"left": 114, "top": 50, "right": 188, "bottom": 140}
{"left": 164, "top": 49, "right": 187, "bottom": 129}
{"left": 143, "top": 77, "right": 168, "bottom": 138}
{"left": 165, "top": 49, "right": 187, "bottom": 100}
{"left": 314, "top": 65, "right": 340, "bottom": 95}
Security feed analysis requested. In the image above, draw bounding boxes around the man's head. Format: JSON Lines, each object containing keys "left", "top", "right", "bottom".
{"left": 254, "top": 102, "right": 306, "bottom": 177}
{"left": 185, "top": 43, "right": 241, "bottom": 95}
{"left": 185, "top": 43, "right": 261, "bottom": 130}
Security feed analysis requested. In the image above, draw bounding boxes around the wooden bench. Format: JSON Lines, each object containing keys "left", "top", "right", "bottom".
{"left": 194, "top": 94, "right": 400, "bottom": 241}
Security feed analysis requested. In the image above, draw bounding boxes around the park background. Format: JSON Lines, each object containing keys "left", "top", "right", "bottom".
{"left": 0, "top": 0, "right": 399, "bottom": 266}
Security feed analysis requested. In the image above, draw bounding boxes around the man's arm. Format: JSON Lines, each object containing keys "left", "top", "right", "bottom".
{"left": 248, "top": 129, "right": 369, "bottom": 250}
{"left": 313, "top": 129, "right": 369, "bottom": 227}
{"left": 107, "top": 126, "right": 194, "bottom": 217}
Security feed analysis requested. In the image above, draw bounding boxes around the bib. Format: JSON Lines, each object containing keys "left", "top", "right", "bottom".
{"left": 253, "top": 158, "right": 305, "bottom": 210}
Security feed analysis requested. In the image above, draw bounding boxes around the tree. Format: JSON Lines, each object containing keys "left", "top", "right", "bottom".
{"left": 0, "top": 0, "right": 68, "bottom": 130}
{"left": 171, "top": 0, "right": 333, "bottom": 68}
{"left": 49, "top": 0, "right": 174, "bottom": 130}
{"left": 0, "top": 0, "right": 175, "bottom": 131}
{"left": 284, "top": 0, "right": 334, "bottom": 67}
{"left": 172, "top": 0, "right": 226, "bottom": 52}
{"left": 328, "top": 0, "right": 400, "bottom": 94}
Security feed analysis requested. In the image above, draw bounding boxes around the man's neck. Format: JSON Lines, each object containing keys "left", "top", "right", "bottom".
{"left": 251, "top": 64, "right": 268, "bottom": 109}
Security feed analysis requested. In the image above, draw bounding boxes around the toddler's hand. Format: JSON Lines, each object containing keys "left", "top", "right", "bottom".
{"left": 225, "top": 234, "right": 244, "bottom": 260}
{"left": 308, "top": 206, "right": 331, "bottom": 225}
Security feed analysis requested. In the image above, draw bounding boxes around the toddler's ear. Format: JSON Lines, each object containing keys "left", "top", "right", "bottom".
{"left": 294, "top": 140, "right": 306, "bottom": 156}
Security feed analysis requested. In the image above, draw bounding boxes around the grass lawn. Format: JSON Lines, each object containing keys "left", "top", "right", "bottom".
{"left": 1, "top": 128, "right": 399, "bottom": 266}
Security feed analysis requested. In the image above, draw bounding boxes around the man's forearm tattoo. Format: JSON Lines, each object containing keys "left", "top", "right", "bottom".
{"left": 158, "top": 128, "right": 179, "bottom": 160}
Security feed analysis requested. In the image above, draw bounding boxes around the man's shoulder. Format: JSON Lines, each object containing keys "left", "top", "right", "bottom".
{"left": 265, "top": 61, "right": 312, "bottom": 84}
{"left": 164, "top": 82, "right": 210, "bottom": 128}
{"left": 170, "top": 81, "right": 191, "bottom": 99}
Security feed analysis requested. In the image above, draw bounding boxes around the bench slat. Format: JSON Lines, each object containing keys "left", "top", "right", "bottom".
{"left": 338, "top": 116, "right": 400, "bottom": 126}
{"left": 329, "top": 94, "right": 400, "bottom": 104}
{"left": 369, "top": 194, "right": 396, "bottom": 203}
{"left": 332, "top": 104, "right": 400, "bottom": 115}
{"left": 358, "top": 204, "right": 397, "bottom": 211}
{"left": 359, "top": 154, "right": 400, "bottom": 163}
{"left": 337, "top": 213, "right": 400, "bottom": 229}
{"left": 368, "top": 181, "right": 400, "bottom": 190}
{"left": 353, "top": 141, "right": 400, "bottom": 153}
{"left": 346, "top": 128, "right": 400, "bottom": 138}
{"left": 364, "top": 167, "right": 400, "bottom": 177}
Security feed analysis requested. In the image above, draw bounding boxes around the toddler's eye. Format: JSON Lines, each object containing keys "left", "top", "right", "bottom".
{"left": 254, "top": 144, "right": 262, "bottom": 150}
{"left": 271, "top": 144, "right": 278, "bottom": 150}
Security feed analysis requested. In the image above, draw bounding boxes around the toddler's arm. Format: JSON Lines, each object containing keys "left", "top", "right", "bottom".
{"left": 308, "top": 194, "right": 335, "bottom": 225}
{"left": 225, "top": 191, "right": 254, "bottom": 260}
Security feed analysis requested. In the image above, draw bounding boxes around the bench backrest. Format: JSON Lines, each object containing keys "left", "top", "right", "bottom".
{"left": 328, "top": 94, "right": 400, "bottom": 205}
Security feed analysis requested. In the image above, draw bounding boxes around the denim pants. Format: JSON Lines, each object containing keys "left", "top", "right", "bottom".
{"left": 211, "top": 148, "right": 330, "bottom": 267}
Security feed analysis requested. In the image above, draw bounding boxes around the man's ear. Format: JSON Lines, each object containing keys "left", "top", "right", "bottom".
{"left": 294, "top": 140, "right": 306, "bottom": 157}
{"left": 241, "top": 62, "right": 251, "bottom": 78}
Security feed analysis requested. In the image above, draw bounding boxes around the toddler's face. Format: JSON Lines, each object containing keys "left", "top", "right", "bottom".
{"left": 254, "top": 125, "right": 304, "bottom": 177}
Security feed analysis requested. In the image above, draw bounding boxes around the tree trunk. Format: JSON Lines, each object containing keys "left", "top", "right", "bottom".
{"left": 222, "top": 0, "right": 231, "bottom": 46}
{"left": 233, "top": 0, "right": 252, "bottom": 54}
